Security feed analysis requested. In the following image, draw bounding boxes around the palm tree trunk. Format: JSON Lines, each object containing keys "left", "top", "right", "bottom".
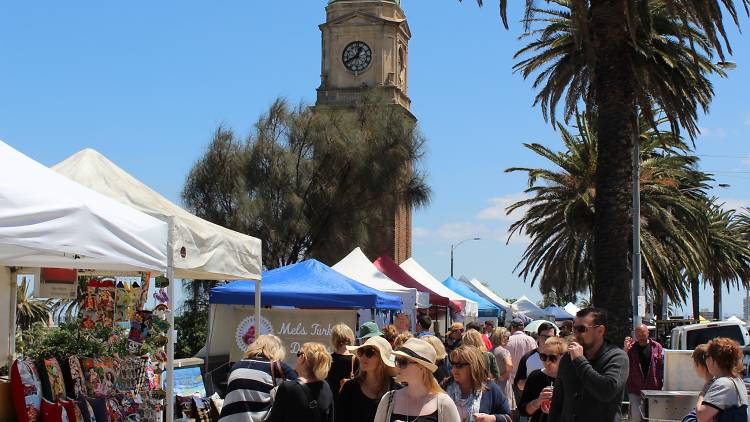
{"left": 691, "top": 279, "right": 700, "bottom": 320}
{"left": 589, "top": 0, "right": 636, "bottom": 346}
{"left": 712, "top": 280, "right": 721, "bottom": 320}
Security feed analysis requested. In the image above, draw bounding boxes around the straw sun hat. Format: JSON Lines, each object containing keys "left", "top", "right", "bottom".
{"left": 392, "top": 338, "right": 438, "bottom": 373}
{"left": 347, "top": 335, "right": 398, "bottom": 376}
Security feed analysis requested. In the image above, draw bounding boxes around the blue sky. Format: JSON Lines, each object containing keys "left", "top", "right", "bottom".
{"left": 2, "top": 1, "right": 750, "bottom": 317}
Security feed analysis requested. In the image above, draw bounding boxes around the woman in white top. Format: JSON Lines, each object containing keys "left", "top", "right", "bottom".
{"left": 375, "top": 338, "right": 460, "bottom": 422}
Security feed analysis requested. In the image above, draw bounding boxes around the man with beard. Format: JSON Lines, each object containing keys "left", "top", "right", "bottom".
{"left": 548, "top": 308, "right": 629, "bottom": 422}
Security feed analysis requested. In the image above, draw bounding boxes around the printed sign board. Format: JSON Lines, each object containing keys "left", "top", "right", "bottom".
{"left": 225, "top": 307, "right": 358, "bottom": 365}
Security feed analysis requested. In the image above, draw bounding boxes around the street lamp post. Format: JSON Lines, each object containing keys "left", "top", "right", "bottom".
{"left": 450, "top": 237, "right": 480, "bottom": 278}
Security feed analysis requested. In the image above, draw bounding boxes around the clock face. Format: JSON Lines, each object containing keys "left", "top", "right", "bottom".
{"left": 342, "top": 41, "right": 372, "bottom": 72}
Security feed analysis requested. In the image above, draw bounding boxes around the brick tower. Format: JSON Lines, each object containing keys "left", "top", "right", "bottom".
{"left": 316, "top": 0, "right": 413, "bottom": 263}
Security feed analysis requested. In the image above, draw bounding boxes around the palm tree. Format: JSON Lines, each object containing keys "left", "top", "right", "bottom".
{"left": 506, "top": 110, "right": 712, "bottom": 311}
{"left": 16, "top": 277, "right": 50, "bottom": 330}
{"left": 472, "top": 0, "right": 746, "bottom": 343}
{"left": 702, "top": 202, "right": 750, "bottom": 319}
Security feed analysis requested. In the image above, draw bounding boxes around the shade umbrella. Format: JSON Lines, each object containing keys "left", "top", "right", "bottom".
{"left": 524, "top": 319, "right": 559, "bottom": 335}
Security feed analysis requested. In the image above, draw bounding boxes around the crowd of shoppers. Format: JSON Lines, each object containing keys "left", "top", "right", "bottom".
{"left": 218, "top": 307, "right": 750, "bottom": 422}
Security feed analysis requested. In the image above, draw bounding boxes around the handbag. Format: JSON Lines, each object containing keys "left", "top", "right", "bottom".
{"left": 716, "top": 378, "right": 748, "bottom": 422}
{"left": 339, "top": 356, "right": 357, "bottom": 393}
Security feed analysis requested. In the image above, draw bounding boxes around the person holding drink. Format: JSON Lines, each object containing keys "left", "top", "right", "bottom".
{"left": 519, "top": 337, "right": 567, "bottom": 422}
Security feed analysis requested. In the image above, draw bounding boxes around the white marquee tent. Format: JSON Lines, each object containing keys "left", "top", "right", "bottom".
{"left": 564, "top": 302, "right": 580, "bottom": 316}
{"left": 53, "top": 148, "right": 263, "bottom": 421}
{"left": 0, "top": 140, "right": 169, "bottom": 366}
{"left": 458, "top": 276, "right": 514, "bottom": 322}
{"left": 514, "top": 295, "right": 547, "bottom": 320}
{"left": 333, "top": 248, "right": 430, "bottom": 331}
{"left": 399, "top": 258, "right": 478, "bottom": 318}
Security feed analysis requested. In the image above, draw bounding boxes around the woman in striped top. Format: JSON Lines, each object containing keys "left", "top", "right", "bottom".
{"left": 218, "top": 334, "right": 298, "bottom": 422}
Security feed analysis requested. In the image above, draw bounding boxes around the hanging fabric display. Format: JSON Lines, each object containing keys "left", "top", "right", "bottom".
{"left": 80, "top": 279, "right": 116, "bottom": 329}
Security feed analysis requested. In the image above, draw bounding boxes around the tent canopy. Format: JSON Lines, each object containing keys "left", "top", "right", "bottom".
{"left": 53, "top": 149, "right": 261, "bottom": 281}
{"left": 0, "top": 141, "right": 168, "bottom": 272}
{"left": 543, "top": 305, "right": 575, "bottom": 320}
{"left": 458, "top": 276, "right": 513, "bottom": 313}
{"left": 373, "top": 255, "right": 453, "bottom": 310}
{"left": 399, "top": 258, "right": 478, "bottom": 318}
{"left": 210, "top": 259, "right": 402, "bottom": 309}
{"left": 333, "top": 248, "right": 430, "bottom": 308}
{"left": 514, "top": 295, "right": 547, "bottom": 319}
{"left": 563, "top": 302, "right": 580, "bottom": 317}
{"left": 442, "top": 277, "right": 500, "bottom": 317}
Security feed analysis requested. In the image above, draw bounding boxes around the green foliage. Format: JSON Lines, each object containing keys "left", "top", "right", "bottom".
{"left": 506, "top": 110, "right": 716, "bottom": 303}
{"left": 182, "top": 93, "right": 430, "bottom": 268}
{"left": 16, "top": 277, "right": 50, "bottom": 330}
{"left": 16, "top": 321, "right": 164, "bottom": 362}
{"left": 174, "top": 280, "right": 221, "bottom": 359}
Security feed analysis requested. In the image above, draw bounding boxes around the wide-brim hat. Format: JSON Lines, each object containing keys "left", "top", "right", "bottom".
{"left": 347, "top": 336, "right": 398, "bottom": 377}
{"left": 393, "top": 338, "right": 438, "bottom": 373}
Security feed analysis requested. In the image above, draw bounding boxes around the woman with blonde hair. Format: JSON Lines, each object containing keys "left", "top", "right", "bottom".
{"left": 423, "top": 335, "right": 451, "bottom": 384}
{"left": 268, "top": 342, "right": 334, "bottom": 421}
{"left": 695, "top": 337, "right": 749, "bottom": 421}
{"left": 326, "top": 323, "right": 359, "bottom": 406}
{"left": 463, "top": 329, "right": 500, "bottom": 381}
{"left": 443, "top": 345, "right": 511, "bottom": 422}
{"left": 489, "top": 327, "right": 514, "bottom": 409}
{"left": 519, "top": 337, "right": 567, "bottom": 422}
{"left": 375, "top": 338, "right": 460, "bottom": 422}
{"left": 219, "top": 334, "right": 297, "bottom": 422}
{"left": 337, "top": 336, "right": 400, "bottom": 422}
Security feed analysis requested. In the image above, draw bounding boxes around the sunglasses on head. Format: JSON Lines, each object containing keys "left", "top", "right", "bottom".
{"left": 573, "top": 324, "right": 601, "bottom": 333}
{"left": 395, "top": 358, "right": 416, "bottom": 368}
{"left": 450, "top": 361, "right": 469, "bottom": 369}
{"left": 357, "top": 347, "right": 377, "bottom": 358}
{"left": 539, "top": 353, "right": 560, "bottom": 363}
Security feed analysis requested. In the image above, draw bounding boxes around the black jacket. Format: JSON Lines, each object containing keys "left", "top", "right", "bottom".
{"left": 547, "top": 341, "right": 629, "bottom": 422}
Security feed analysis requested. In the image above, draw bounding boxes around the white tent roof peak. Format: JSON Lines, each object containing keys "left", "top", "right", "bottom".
{"left": 333, "top": 247, "right": 429, "bottom": 308}
{"left": 53, "top": 148, "right": 262, "bottom": 280}
{"left": 399, "top": 257, "right": 478, "bottom": 317}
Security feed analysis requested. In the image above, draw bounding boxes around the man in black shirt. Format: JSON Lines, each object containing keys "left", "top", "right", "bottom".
{"left": 548, "top": 308, "right": 629, "bottom": 422}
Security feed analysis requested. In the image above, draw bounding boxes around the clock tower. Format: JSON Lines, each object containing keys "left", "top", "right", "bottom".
{"left": 316, "top": 0, "right": 413, "bottom": 263}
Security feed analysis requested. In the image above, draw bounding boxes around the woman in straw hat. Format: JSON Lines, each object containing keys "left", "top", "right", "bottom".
{"left": 375, "top": 338, "right": 460, "bottom": 422}
{"left": 422, "top": 335, "right": 451, "bottom": 385}
{"left": 337, "top": 336, "right": 401, "bottom": 422}
{"left": 443, "top": 345, "right": 511, "bottom": 422}
{"left": 268, "top": 342, "right": 334, "bottom": 422}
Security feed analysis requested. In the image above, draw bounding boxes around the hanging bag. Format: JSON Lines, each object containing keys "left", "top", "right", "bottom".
{"left": 715, "top": 378, "right": 748, "bottom": 422}
{"left": 338, "top": 356, "right": 357, "bottom": 393}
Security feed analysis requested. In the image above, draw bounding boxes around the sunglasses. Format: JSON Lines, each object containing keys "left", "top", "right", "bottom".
{"left": 395, "top": 358, "right": 415, "bottom": 368}
{"left": 357, "top": 347, "right": 377, "bottom": 358}
{"left": 539, "top": 353, "right": 561, "bottom": 363}
{"left": 296, "top": 351, "right": 304, "bottom": 357}
{"left": 573, "top": 324, "right": 601, "bottom": 333}
{"left": 450, "top": 361, "right": 469, "bottom": 369}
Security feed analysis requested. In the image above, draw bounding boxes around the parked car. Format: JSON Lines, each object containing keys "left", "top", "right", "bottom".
{"left": 670, "top": 321, "right": 750, "bottom": 350}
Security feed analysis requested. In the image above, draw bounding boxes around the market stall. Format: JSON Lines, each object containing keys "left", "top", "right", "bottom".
{"left": 333, "top": 248, "right": 429, "bottom": 332}
{"left": 457, "top": 276, "right": 514, "bottom": 323}
{"left": 0, "top": 140, "right": 171, "bottom": 422}
{"left": 399, "top": 258, "right": 479, "bottom": 319}
{"left": 442, "top": 277, "right": 501, "bottom": 318}
{"left": 53, "top": 148, "right": 263, "bottom": 422}
{"left": 513, "top": 295, "right": 547, "bottom": 320}
{"left": 543, "top": 305, "right": 575, "bottom": 321}
{"left": 207, "top": 259, "right": 401, "bottom": 365}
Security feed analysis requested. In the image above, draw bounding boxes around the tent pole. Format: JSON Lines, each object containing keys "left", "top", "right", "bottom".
{"left": 254, "top": 280, "right": 261, "bottom": 339}
{"left": 166, "top": 219, "right": 176, "bottom": 422}
{"left": 9, "top": 268, "right": 16, "bottom": 363}
{"left": 204, "top": 304, "right": 214, "bottom": 394}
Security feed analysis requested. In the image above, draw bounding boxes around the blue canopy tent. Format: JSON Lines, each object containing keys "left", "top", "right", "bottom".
{"left": 442, "top": 277, "right": 501, "bottom": 317}
{"left": 210, "top": 259, "right": 402, "bottom": 309}
{"left": 543, "top": 305, "right": 575, "bottom": 320}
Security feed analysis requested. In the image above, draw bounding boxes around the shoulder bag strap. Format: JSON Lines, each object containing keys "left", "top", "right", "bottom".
{"left": 349, "top": 355, "right": 356, "bottom": 378}
{"left": 270, "top": 360, "right": 277, "bottom": 387}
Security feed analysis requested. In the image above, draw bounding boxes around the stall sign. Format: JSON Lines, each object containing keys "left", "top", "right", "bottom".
{"left": 229, "top": 307, "right": 358, "bottom": 365}
{"left": 39, "top": 268, "right": 77, "bottom": 299}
